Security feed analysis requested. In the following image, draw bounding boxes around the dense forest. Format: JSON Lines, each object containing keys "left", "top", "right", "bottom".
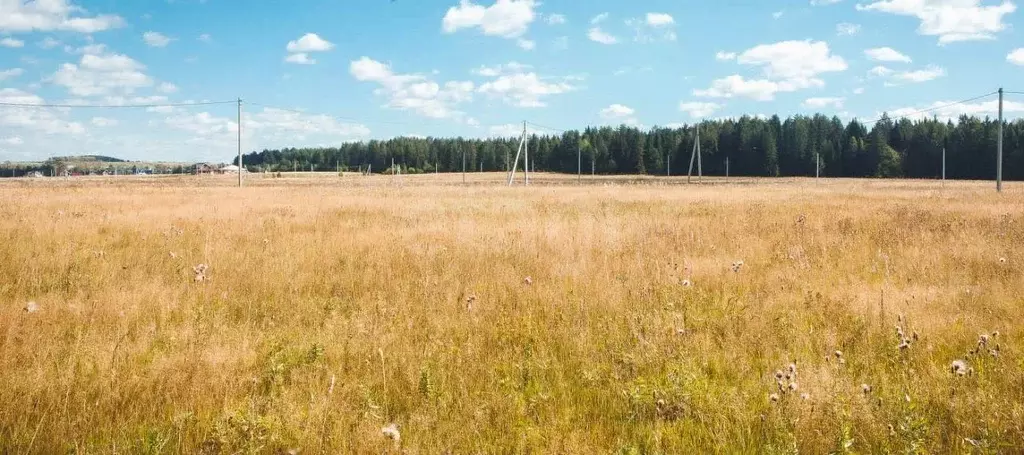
{"left": 240, "top": 114, "right": 1024, "bottom": 180}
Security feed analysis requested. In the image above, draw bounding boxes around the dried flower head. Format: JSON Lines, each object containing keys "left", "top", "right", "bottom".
{"left": 992, "top": 331, "right": 1000, "bottom": 338}
{"left": 800, "top": 393, "right": 810, "bottom": 401}
{"left": 787, "top": 363, "right": 797, "bottom": 375}
{"left": 862, "top": 384, "right": 872, "bottom": 394}
{"left": 788, "top": 382, "right": 799, "bottom": 392}
{"left": 796, "top": 214, "right": 807, "bottom": 225}
{"left": 834, "top": 350, "right": 843, "bottom": 359}
{"left": 999, "top": 257, "right": 1007, "bottom": 264}
{"left": 731, "top": 261, "right": 744, "bottom": 273}
{"left": 774, "top": 370, "right": 784, "bottom": 380}
{"left": 978, "top": 334, "right": 989, "bottom": 347}
{"left": 769, "top": 393, "right": 780, "bottom": 403}
{"left": 24, "top": 301, "right": 40, "bottom": 313}
{"left": 951, "top": 360, "right": 968, "bottom": 376}
{"left": 898, "top": 339, "right": 910, "bottom": 350}
{"left": 523, "top": 276, "right": 533, "bottom": 285}
{"left": 381, "top": 423, "right": 400, "bottom": 443}
{"left": 681, "top": 279, "right": 692, "bottom": 288}
{"left": 169, "top": 251, "right": 178, "bottom": 259}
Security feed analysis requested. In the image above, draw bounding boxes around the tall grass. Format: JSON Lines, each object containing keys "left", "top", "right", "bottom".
{"left": 0, "top": 175, "right": 1021, "bottom": 453}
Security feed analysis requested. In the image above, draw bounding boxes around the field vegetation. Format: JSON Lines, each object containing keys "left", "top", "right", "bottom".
{"left": 1, "top": 174, "right": 1022, "bottom": 453}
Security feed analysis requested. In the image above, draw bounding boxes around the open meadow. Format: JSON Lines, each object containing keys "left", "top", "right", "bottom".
{"left": 1, "top": 173, "right": 1023, "bottom": 453}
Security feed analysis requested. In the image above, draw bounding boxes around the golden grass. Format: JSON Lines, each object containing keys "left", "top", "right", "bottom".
{"left": 1, "top": 174, "right": 1022, "bottom": 453}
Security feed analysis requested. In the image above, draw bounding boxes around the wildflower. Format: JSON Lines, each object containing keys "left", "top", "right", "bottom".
{"left": 523, "top": 276, "right": 533, "bottom": 285}
{"left": 787, "top": 363, "right": 797, "bottom": 376}
{"left": 796, "top": 214, "right": 806, "bottom": 225}
{"left": 774, "top": 370, "right": 784, "bottom": 380}
{"left": 990, "top": 349, "right": 999, "bottom": 358}
{"left": 731, "top": 261, "right": 744, "bottom": 273}
{"left": 898, "top": 339, "right": 910, "bottom": 350}
{"left": 681, "top": 279, "right": 692, "bottom": 288}
{"left": 999, "top": 257, "right": 1007, "bottom": 264}
{"left": 951, "top": 360, "right": 968, "bottom": 376}
{"left": 465, "top": 294, "right": 476, "bottom": 311}
{"left": 788, "top": 382, "right": 799, "bottom": 392}
{"left": 675, "top": 328, "right": 686, "bottom": 336}
{"left": 381, "top": 423, "right": 400, "bottom": 443}
{"left": 769, "top": 393, "right": 780, "bottom": 403}
{"left": 24, "top": 301, "right": 40, "bottom": 313}
{"left": 978, "top": 334, "right": 989, "bottom": 347}
{"left": 861, "top": 384, "right": 872, "bottom": 394}
{"left": 193, "top": 264, "right": 208, "bottom": 282}
{"left": 992, "top": 331, "right": 1000, "bottom": 338}
{"left": 800, "top": 393, "right": 810, "bottom": 401}
{"left": 834, "top": 350, "right": 843, "bottom": 359}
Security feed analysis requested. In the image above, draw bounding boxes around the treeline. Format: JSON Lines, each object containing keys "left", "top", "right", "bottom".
{"left": 239, "top": 114, "right": 1024, "bottom": 180}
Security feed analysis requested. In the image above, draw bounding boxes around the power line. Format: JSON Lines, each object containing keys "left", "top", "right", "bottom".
{"left": 1004, "top": 91, "right": 1024, "bottom": 95}
{"left": 862, "top": 91, "right": 998, "bottom": 125}
{"left": 0, "top": 100, "right": 237, "bottom": 109}
{"left": 526, "top": 121, "right": 567, "bottom": 134}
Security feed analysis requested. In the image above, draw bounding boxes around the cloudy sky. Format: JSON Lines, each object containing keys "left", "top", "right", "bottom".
{"left": 1, "top": 0, "right": 1022, "bottom": 162}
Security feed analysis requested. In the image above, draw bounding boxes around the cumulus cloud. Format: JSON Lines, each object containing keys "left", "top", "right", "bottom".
{"left": 836, "top": 22, "right": 861, "bottom": 35}
{"left": 678, "top": 102, "right": 721, "bottom": 118}
{"left": 1008, "top": 48, "right": 1024, "bottom": 65}
{"left": 587, "top": 27, "right": 618, "bottom": 44}
{"left": 600, "top": 103, "right": 639, "bottom": 125}
{"left": 802, "top": 97, "right": 845, "bottom": 108}
{"left": 285, "top": 33, "right": 334, "bottom": 64}
{"left": 442, "top": 0, "right": 536, "bottom": 41}
{"left": 350, "top": 56, "right": 476, "bottom": 119}
{"left": 696, "top": 40, "right": 847, "bottom": 101}
{"left": 0, "top": 88, "right": 86, "bottom": 135}
{"left": 477, "top": 68, "right": 579, "bottom": 108}
{"left": 865, "top": 47, "right": 912, "bottom": 62}
{"left": 0, "top": 68, "right": 24, "bottom": 81}
{"left": 143, "top": 31, "right": 172, "bottom": 47}
{"left": 1, "top": 37, "right": 25, "bottom": 48}
{"left": 0, "top": 0, "right": 124, "bottom": 33}
{"left": 626, "top": 12, "right": 676, "bottom": 42}
{"left": 51, "top": 52, "right": 155, "bottom": 97}
{"left": 856, "top": 0, "right": 1016, "bottom": 44}
{"left": 884, "top": 98, "right": 1024, "bottom": 121}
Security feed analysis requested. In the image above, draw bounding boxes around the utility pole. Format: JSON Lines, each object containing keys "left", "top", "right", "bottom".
{"left": 816, "top": 153, "right": 820, "bottom": 179}
{"left": 726, "top": 157, "right": 730, "bottom": 181}
{"left": 577, "top": 140, "right": 582, "bottom": 184}
{"left": 462, "top": 146, "right": 466, "bottom": 184}
{"left": 997, "top": 87, "right": 1004, "bottom": 193}
{"left": 942, "top": 147, "right": 946, "bottom": 184}
{"left": 687, "top": 123, "right": 702, "bottom": 183}
{"left": 666, "top": 152, "right": 670, "bottom": 177}
{"left": 524, "top": 121, "right": 530, "bottom": 186}
{"left": 237, "top": 98, "right": 243, "bottom": 188}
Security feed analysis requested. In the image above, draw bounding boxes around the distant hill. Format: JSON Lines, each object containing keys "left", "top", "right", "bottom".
{"left": 51, "top": 155, "right": 126, "bottom": 163}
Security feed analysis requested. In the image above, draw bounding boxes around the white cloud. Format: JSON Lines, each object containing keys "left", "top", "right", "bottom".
{"left": 812, "top": 0, "right": 843, "bottom": 5}
{"left": 286, "top": 33, "right": 334, "bottom": 52}
{"left": 546, "top": 13, "right": 566, "bottom": 25}
{"left": 489, "top": 123, "right": 522, "bottom": 137}
{"left": 599, "top": 103, "right": 639, "bottom": 125}
{"left": 1, "top": 37, "right": 25, "bottom": 48}
{"left": 697, "top": 40, "right": 847, "bottom": 100}
{"left": 91, "top": 117, "right": 118, "bottom": 127}
{"left": 773, "top": 10, "right": 785, "bottom": 19}
{"left": 51, "top": 52, "right": 154, "bottom": 97}
{"left": 802, "top": 97, "right": 845, "bottom": 108}
{"left": 587, "top": 27, "right": 618, "bottom": 44}
{"left": 715, "top": 51, "right": 736, "bottom": 61}
{"left": 350, "top": 56, "right": 476, "bottom": 119}
{"left": 891, "top": 65, "right": 945, "bottom": 83}
{"left": 478, "top": 71, "right": 578, "bottom": 107}
{"left": 869, "top": 65, "right": 893, "bottom": 76}
{"left": 836, "top": 22, "right": 861, "bottom": 35}
{"left": 591, "top": 12, "right": 609, "bottom": 24}
{"left": 856, "top": 0, "right": 1016, "bottom": 44}
{"left": 0, "top": 0, "right": 124, "bottom": 33}
{"left": 626, "top": 13, "right": 677, "bottom": 42}
{"left": 285, "top": 53, "right": 315, "bottom": 65}
{"left": 198, "top": 33, "right": 211, "bottom": 43}
{"left": 646, "top": 13, "right": 675, "bottom": 26}
{"left": 1, "top": 136, "right": 24, "bottom": 146}
{"left": 472, "top": 61, "right": 532, "bottom": 77}
{"left": 516, "top": 38, "right": 535, "bottom": 50}
{"left": 157, "top": 82, "right": 178, "bottom": 94}
{"left": 678, "top": 102, "right": 721, "bottom": 118}
{"left": 143, "top": 31, "right": 172, "bottom": 47}
{"left": 38, "top": 36, "right": 61, "bottom": 48}
{"left": 1008, "top": 48, "right": 1024, "bottom": 65}
{"left": 865, "top": 47, "right": 912, "bottom": 63}
{"left": 0, "top": 88, "right": 86, "bottom": 135}
{"left": 442, "top": 0, "right": 537, "bottom": 39}
{"left": 0, "top": 68, "right": 23, "bottom": 81}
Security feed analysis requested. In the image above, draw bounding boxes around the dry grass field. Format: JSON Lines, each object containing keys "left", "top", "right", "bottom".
{"left": 1, "top": 173, "right": 1022, "bottom": 454}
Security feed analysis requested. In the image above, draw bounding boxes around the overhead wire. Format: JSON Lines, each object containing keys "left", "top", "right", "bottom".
{"left": 0, "top": 100, "right": 237, "bottom": 109}
{"left": 861, "top": 91, "right": 998, "bottom": 125}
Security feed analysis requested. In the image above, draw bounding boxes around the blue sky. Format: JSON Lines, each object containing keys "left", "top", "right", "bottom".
{"left": 1, "top": 0, "right": 1023, "bottom": 162}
